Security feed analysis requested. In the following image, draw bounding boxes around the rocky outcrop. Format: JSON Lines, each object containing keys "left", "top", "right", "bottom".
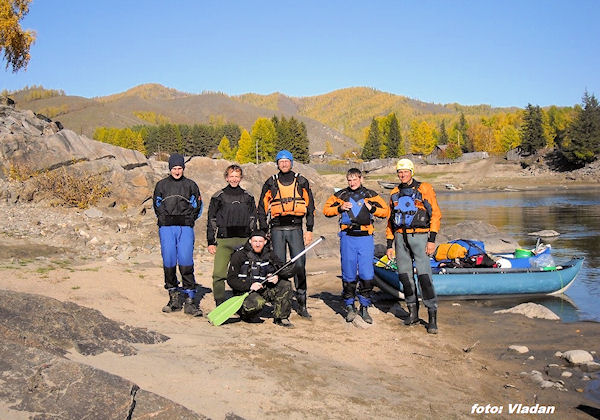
{"left": 1, "top": 340, "right": 204, "bottom": 419}
{"left": 0, "top": 290, "right": 207, "bottom": 418}
{"left": 0, "top": 290, "right": 168, "bottom": 356}
{"left": 0, "top": 105, "right": 159, "bottom": 206}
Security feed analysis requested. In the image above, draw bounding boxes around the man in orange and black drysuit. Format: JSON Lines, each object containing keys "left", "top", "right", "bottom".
{"left": 258, "top": 150, "right": 315, "bottom": 319}
{"left": 386, "top": 158, "right": 442, "bottom": 334}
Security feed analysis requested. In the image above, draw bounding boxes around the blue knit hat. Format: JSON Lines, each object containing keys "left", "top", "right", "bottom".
{"left": 168, "top": 153, "right": 185, "bottom": 170}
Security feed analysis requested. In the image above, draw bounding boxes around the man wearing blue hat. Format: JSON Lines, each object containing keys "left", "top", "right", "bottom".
{"left": 153, "top": 153, "right": 203, "bottom": 316}
{"left": 258, "top": 150, "right": 315, "bottom": 318}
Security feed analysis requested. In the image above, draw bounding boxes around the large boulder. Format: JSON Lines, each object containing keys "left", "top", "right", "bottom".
{"left": 0, "top": 105, "right": 159, "bottom": 206}
{"left": 494, "top": 302, "right": 560, "bottom": 320}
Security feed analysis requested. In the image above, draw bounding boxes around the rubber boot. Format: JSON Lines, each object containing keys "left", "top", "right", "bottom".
{"left": 162, "top": 288, "right": 182, "bottom": 313}
{"left": 274, "top": 318, "right": 294, "bottom": 328}
{"left": 184, "top": 297, "right": 203, "bottom": 317}
{"left": 296, "top": 293, "right": 312, "bottom": 319}
{"left": 404, "top": 303, "right": 419, "bottom": 326}
{"left": 359, "top": 305, "right": 373, "bottom": 324}
{"left": 427, "top": 309, "right": 438, "bottom": 334}
{"left": 345, "top": 304, "right": 357, "bottom": 322}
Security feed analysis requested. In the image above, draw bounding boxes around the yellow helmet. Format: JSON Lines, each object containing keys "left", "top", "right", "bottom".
{"left": 396, "top": 158, "right": 414, "bottom": 175}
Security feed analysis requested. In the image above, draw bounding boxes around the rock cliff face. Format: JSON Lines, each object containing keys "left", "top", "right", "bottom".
{"left": 1, "top": 104, "right": 159, "bottom": 206}
{"left": 1, "top": 104, "right": 333, "bottom": 211}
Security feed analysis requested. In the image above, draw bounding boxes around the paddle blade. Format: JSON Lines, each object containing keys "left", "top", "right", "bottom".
{"left": 207, "top": 293, "right": 248, "bottom": 326}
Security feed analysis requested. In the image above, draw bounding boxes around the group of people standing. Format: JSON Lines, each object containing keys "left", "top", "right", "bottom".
{"left": 152, "top": 151, "right": 441, "bottom": 333}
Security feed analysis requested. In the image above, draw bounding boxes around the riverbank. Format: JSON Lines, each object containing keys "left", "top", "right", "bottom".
{"left": 358, "top": 158, "right": 600, "bottom": 193}
{"left": 1, "top": 156, "right": 599, "bottom": 418}
{"left": 0, "top": 246, "right": 599, "bottom": 418}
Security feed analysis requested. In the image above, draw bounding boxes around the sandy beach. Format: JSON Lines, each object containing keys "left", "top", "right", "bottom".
{"left": 1, "top": 242, "right": 599, "bottom": 419}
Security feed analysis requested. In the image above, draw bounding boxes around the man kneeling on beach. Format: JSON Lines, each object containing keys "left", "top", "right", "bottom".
{"left": 227, "top": 231, "right": 296, "bottom": 327}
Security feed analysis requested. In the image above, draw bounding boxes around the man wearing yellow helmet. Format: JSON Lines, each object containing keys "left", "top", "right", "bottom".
{"left": 386, "top": 158, "right": 442, "bottom": 334}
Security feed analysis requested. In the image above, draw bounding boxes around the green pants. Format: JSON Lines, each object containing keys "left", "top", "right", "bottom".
{"left": 241, "top": 279, "right": 293, "bottom": 319}
{"left": 212, "top": 237, "right": 248, "bottom": 304}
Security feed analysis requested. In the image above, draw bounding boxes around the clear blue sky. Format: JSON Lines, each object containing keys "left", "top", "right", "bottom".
{"left": 2, "top": 0, "right": 599, "bottom": 107}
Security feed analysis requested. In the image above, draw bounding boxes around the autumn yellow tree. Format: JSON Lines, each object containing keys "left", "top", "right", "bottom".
{"left": 235, "top": 129, "right": 254, "bottom": 164}
{"left": 251, "top": 118, "right": 276, "bottom": 163}
{"left": 325, "top": 140, "right": 333, "bottom": 155}
{"left": 468, "top": 120, "right": 496, "bottom": 154}
{"left": 1, "top": 0, "right": 36, "bottom": 72}
{"left": 218, "top": 136, "right": 236, "bottom": 160}
{"left": 409, "top": 120, "right": 436, "bottom": 155}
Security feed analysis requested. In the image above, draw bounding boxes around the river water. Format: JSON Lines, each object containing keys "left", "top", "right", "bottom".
{"left": 436, "top": 187, "right": 600, "bottom": 323}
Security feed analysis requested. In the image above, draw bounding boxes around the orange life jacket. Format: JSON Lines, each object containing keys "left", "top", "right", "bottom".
{"left": 269, "top": 173, "right": 307, "bottom": 217}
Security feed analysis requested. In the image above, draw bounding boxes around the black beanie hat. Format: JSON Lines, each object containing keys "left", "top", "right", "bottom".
{"left": 250, "top": 230, "right": 268, "bottom": 239}
{"left": 168, "top": 153, "right": 185, "bottom": 170}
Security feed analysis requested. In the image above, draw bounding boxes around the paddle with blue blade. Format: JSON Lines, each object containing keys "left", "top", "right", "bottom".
{"left": 207, "top": 235, "right": 325, "bottom": 326}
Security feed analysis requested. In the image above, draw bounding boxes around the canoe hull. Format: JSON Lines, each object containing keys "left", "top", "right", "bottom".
{"left": 373, "top": 257, "right": 584, "bottom": 300}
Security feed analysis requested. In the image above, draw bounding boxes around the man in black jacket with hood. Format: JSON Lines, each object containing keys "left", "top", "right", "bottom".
{"left": 227, "top": 230, "right": 295, "bottom": 327}
{"left": 153, "top": 153, "right": 203, "bottom": 316}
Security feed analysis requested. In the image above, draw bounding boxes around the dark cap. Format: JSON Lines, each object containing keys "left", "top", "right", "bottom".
{"left": 168, "top": 153, "right": 185, "bottom": 170}
{"left": 250, "top": 230, "right": 268, "bottom": 239}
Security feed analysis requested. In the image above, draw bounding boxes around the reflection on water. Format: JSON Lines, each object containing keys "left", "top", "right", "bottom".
{"left": 437, "top": 188, "right": 600, "bottom": 323}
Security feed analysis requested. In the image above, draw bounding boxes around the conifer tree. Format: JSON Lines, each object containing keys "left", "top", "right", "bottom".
{"left": 361, "top": 118, "right": 381, "bottom": 160}
{"left": 520, "top": 104, "right": 547, "bottom": 155}
{"left": 438, "top": 120, "right": 449, "bottom": 145}
{"left": 457, "top": 113, "right": 473, "bottom": 152}
{"left": 273, "top": 115, "right": 292, "bottom": 152}
{"left": 251, "top": 118, "right": 276, "bottom": 163}
{"left": 218, "top": 136, "right": 236, "bottom": 160}
{"left": 385, "top": 113, "right": 402, "bottom": 157}
{"left": 235, "top": 129, "right": 255, "bottom": 164}
{"left": 560, "top": 92, "right": 600, "bottom": 165}
{"left": 409, "top": 120, "right": 436, "bottom": 155}
{"left": 288, "top": 117, "right": 309, "bottom": 163}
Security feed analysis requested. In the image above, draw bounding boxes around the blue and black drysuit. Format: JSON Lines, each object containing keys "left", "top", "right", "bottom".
{"left": 323, "top": 186, "right": 389, "bottom": 307}
{"left": 153, "top": 174, "right": 202, "bottom": 300}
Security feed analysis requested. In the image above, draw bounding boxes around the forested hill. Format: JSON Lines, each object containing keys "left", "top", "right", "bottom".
{"left": 235, "top": 87, "right": 521, "bottom": 144}
{"left": 8, "top": 83, "right": 571, "bottom": 158}
{"left": 7, "top": 84, "right": 357, "bottom": 156}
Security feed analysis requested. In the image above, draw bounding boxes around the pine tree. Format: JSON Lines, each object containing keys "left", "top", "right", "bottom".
{"left": 560, "top": 92, "right": 600, "bottom": 165}
{"left": 385, "top": 113, "right": 402, "bottom": 157}
{"left": 273, "top": 115, "right": 292, "bottom": 152}
{"left": 288, "top": 117, "right": 309, "bottom": 163}
{"left": 251, "top": 118, "right": 276, "bottom": 163}
{"left": 235, "top": 129, "right": 255, "bottom": 164}
{"left": 520, "top": 104, "right": 547, "bottom": 155}
{"left": 438, "top": 120, "right": 449, "bottom": 145}
{"left": 361, "top": 118, "right": 381, "bottom": 160}
{"left": 218, "top": 136, "right": 236, "bottom": 160}
{"left": 457, "top": 113, "right": 473, "bottom": 152}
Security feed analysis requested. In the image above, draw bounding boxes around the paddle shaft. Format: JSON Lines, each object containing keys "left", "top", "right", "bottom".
{"left": 267, "top": 235, "right": 325, "bottom": 281}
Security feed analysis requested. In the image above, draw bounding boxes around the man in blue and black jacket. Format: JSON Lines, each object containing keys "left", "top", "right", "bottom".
{"left": 153, "top": 153, "right": 203, "bottom": 316}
